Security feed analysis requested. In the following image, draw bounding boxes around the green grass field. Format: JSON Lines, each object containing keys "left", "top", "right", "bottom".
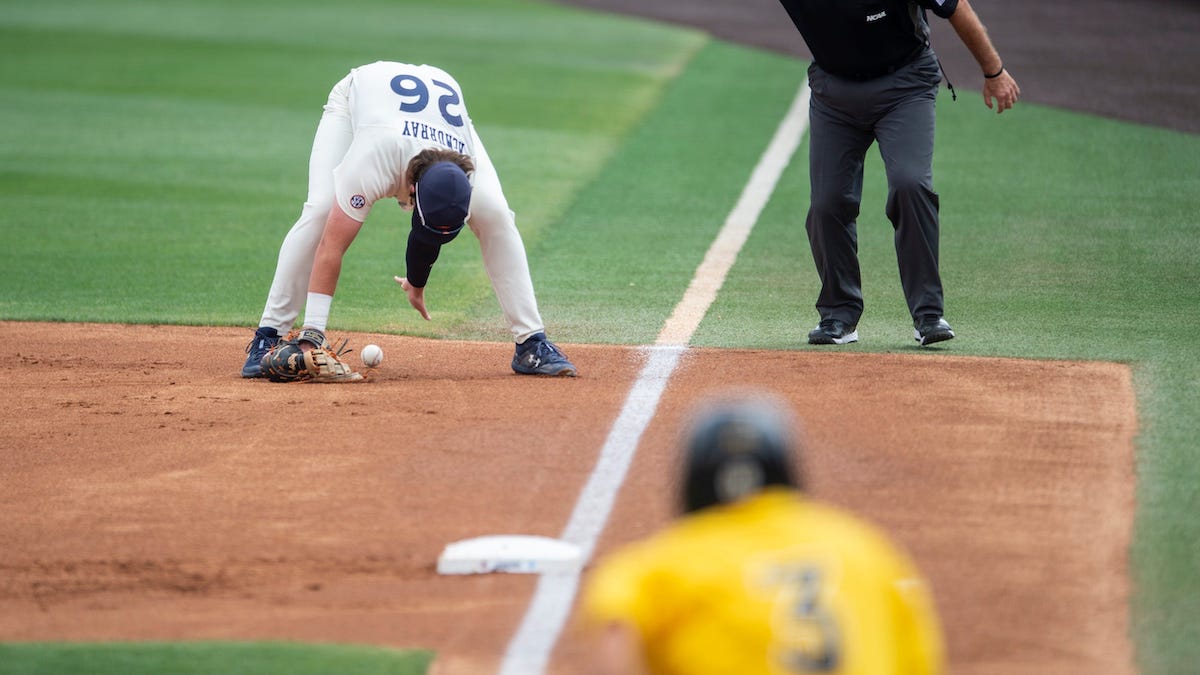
{"left": 0, "top": 642, "right": 431, "bottom": 675}
{"left": 2, "top": 0, "right": 1198, "bottom": 673}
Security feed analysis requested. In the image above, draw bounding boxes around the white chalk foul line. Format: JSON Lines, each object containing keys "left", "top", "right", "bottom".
{"left": 498, "top": 81, "right": 811, "bottom": 675}
{"left": 657, "top": 85, "right": 812, "bottom": 347}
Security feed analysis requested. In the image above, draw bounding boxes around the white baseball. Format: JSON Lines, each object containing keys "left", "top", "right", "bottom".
{"left": 360, "top": 343, "right": 383, "bottom": 368}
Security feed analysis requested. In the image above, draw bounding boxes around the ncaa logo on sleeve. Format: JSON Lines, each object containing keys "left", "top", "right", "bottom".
{"left": 350, "top": 194, "right": 366, "bottom": 209}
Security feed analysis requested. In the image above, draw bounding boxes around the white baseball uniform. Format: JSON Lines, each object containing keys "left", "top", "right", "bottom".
{"left": 258, "top": 61, "right": 545, "bottom": 342}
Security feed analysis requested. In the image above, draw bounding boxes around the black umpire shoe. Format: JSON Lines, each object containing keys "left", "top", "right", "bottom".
{"left": 914, "top": 315, "right": 955, "bottom": 346}
{"left": 807, "top": 318, "right": 858, "bottom": 345}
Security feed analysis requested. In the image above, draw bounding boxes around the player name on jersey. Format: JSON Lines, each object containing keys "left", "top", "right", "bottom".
{"left": 401, "top": 120, "right": 467, "bottom": 154}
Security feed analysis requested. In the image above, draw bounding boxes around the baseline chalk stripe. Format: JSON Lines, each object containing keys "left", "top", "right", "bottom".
{"left": 657, "top": 84, "right": 811, "bottom": 346}
{"left": 498, "top": 81, "right": 812, "bottom": 675}
{"left": 499, "top": 345, "right": 683, "bottom": 675}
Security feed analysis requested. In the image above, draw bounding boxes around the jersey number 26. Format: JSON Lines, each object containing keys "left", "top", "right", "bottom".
{"left": 389, "top": 73, "right": 465, "bottom": 127}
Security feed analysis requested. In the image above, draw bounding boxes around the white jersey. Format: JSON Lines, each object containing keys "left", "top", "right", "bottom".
{"left": 260, "top": 61, "right": 547, "bottom": 344}
{"left": 334, "top": 61, "right": 477, "bottom": 222}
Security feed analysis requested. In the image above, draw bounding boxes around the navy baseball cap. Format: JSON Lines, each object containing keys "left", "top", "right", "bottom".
{"left": 412, "top": 161, "right": 472, "bottom": 246}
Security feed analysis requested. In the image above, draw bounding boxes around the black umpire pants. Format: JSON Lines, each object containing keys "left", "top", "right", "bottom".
{"left": 805, "top": 50, "right": 945, "bottom": 326}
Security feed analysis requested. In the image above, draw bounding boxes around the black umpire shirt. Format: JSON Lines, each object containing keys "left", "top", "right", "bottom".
{"left": 778, "top": 0, "right": 959, "bottom": 80}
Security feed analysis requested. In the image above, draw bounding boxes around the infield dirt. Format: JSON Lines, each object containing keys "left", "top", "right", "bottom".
{"left": 2, "top": 322, "right": 1135, "bottom": 674}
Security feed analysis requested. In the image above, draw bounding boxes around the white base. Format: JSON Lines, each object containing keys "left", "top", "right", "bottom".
{"left": 436, "top": 535, "right": 582, "bottom": 575}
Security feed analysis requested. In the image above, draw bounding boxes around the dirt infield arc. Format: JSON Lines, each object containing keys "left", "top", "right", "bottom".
{"left": 1, "top": 322, "right": 1135, "bottom": 674}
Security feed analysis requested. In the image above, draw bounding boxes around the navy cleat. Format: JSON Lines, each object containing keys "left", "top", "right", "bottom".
{"left": 913, "top": 315, "right": 955, "bottom": 346}
{"left": 512, "top": 332, "right": 577, "bottom": 377}
{"left": 241, "top": 326, "right": 280, "bottom": 378}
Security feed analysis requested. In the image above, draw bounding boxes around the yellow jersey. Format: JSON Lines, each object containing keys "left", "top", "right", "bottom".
{"left": 581, "top": 489, "right": 944, "bottom": 675}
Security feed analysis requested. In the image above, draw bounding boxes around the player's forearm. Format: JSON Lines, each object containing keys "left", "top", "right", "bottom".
{"left": 948, "top": 0, "right": 1003, "bottom": 76}
{"left": 307, "top": 204, "right": 363, "bottom": 296}
{"left": 308, "top": 248, "right": 343, "bottom": 296}
{"left": 404, "top": 229, "right": 441, "bottom": 288}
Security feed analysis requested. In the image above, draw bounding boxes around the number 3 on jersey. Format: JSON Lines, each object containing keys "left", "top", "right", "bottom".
{"left": 764, "top": 564, "right": 841, "bottom": 672}
{"left": 389, "top": 73, "right": 464, "bottom": 127}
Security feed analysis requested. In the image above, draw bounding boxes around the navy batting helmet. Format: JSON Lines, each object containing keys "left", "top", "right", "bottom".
{"left": 680, "top": 392, "right": 801, "bottom": 514}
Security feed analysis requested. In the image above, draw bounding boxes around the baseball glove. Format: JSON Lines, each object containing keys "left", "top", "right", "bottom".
{"left": 260, "top": 328, "right": 364, "bottom": 383}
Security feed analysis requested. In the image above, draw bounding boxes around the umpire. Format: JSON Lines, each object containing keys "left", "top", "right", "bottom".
{"left": 778, "top": 0, "right": 1020, "bottom": 346}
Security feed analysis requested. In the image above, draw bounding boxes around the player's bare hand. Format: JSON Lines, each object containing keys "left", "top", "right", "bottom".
{"left": 394, "top": 276, "right": 431, "bottom": 321}
{"left": 983, "top": 70, "right": 1020, "bottom": 114}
